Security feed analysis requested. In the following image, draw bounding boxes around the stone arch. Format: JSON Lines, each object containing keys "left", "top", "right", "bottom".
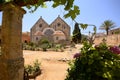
{"left": 43, "top": 28, "right": 55, "bottom": 35}
{"left": 42, "top": 28, "right": 55, "bottom": 42}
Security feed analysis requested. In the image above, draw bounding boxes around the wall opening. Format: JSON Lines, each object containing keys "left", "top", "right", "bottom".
{"left": 24, "top": 40, "right": 27, "bottom": 43}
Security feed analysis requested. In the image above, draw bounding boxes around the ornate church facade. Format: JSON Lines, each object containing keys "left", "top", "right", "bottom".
{"left": 30, "top": 16, "right": 70, "bottom": 44}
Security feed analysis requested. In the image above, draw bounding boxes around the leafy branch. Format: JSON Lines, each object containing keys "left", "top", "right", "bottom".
{"left": 24, "top": 0, "right": 80, "bottom": 20}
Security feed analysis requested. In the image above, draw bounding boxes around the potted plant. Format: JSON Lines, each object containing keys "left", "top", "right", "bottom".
{"left": 24, "top": 59, "right": 41, "bottom": 79}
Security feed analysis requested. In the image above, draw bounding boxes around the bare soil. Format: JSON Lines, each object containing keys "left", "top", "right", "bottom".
{"left": 23, "top": 45, "right": 82, "bottom": 80}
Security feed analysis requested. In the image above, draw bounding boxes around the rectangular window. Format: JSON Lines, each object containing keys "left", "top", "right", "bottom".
{"left": 64, "top": 26, "right": 65, "bottom": 29}
{"left": 56, "top": 37, "right": 59, "bottom": 40}
{"left": 62, "top": 25, "right": 65, "bottom": 29}
{"left": 54, "top": 25, "right": 56, "bottom": 30}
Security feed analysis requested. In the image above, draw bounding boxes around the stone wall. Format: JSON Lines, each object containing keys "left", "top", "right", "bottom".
{"left": 108, "top": 28, "right": 120, "bottom": 35}
{"left": 30, "top": 16, "right": 71, "bottom": 44}
{"left": 22, "top": 32, "right": 30, "bottom": 43}
{"left": 30, "top": 17, "right": 50, "bottom": 43}
{"left": 0, "top": 3, "right": 25, "bottom": 80}
{"left": 50, "top": 16, "right": 70, "bottom": 40}
{"left": 94, "top": 34, "right": 120, "bottom": 46}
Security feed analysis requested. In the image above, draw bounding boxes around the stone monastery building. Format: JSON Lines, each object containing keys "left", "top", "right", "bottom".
{"left": 30, "top": 16, "right": 70, "bottom": 43}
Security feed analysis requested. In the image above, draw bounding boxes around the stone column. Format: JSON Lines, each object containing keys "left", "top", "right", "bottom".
{"left": 0, "top": 3, "right": 26, "bottom": 80}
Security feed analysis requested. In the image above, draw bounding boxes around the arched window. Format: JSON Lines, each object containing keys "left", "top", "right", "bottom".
{"left": 62, "top": 25, "right": 66, "bottom": 30}
{"left": 57, "top": 23, "right": 61, "bottom": 26}
{"left": 24, "top": 40, "right": 27, "bottom": 43}
{"left": 39, "top": 24, "right": 42, "bottom": 28}
{"left": 36, "top": 37, "right": 38, "bottom": 41}
{"left": 43, "top": 28, "right": 54, "bottom": 36}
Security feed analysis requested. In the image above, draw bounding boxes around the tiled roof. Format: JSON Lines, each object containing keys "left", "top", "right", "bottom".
{"left": 34, "top": 31, "right": 43, "bottom": 36}
{"left": 53, "top": 31, "right": 65, "bottom": 36}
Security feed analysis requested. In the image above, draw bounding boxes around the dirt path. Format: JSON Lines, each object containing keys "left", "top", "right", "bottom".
{"left": 37, "top": 60, "right": 68, "bottom": 80}
{"left": 23, "top": 50, "right": 71, "bottom": 80}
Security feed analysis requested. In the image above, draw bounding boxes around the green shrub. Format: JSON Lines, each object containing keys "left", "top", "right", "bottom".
{"left": 54, "top": 44, "right": 64, "bottom": 52}
{"left": 38, "top": 39, "right": 50, "bottom": 51}
{"left": 65, "top": 42, "right": 120, "bottom": 80}
{"left": 25, "top": 59, "right": 40, "bottom": 75}
{"left": 28, "top": 42, "right": 35, "bottom": 46}
{"left": 22, "top": 42, "right": 37, "bottom": 51}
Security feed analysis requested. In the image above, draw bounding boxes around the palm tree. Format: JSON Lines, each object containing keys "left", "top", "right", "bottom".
{"left": 100, "top": 20, "right": 115, "bottom": 35}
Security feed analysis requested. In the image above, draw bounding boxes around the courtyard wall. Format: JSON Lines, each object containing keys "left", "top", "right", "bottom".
{"left": 94, "top": 34, "right": 120, "bottom": 46}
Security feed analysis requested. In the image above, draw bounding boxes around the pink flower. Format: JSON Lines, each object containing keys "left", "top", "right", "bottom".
{"left": 109, "top": 46, "right": 120, "bottom": 54}
{"left": 73, "top": 53, "right": 81, "bottom": 58}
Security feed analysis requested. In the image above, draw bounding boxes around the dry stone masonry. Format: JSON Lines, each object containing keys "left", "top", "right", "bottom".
{"left": 0, "top": 3, "right": 25, "bottom": 80}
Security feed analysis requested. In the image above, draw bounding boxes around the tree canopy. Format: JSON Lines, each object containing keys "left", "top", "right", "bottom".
{"left": 99, "top": 20, "right": 115, "bottom": 35}
{"left": 0, "top": 0, "right": 80, "bottom": 20}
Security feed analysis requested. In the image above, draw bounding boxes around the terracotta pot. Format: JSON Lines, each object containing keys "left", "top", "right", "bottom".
{"left": 28, "top": 70, "right": 41, "bottom": 79}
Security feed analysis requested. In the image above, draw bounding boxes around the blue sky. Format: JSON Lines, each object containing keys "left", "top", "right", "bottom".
{"left": 0, "top": 0, "right": 120, "bottom": 35}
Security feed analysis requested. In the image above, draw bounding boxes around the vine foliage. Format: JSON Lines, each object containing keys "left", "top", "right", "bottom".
{"left": 2, "top": 0, "right": 80, "bottom": 20}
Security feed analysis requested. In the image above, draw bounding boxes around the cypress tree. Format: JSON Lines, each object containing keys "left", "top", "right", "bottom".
{"left": 72, "top": 23, "right": 81, "bottom": 44}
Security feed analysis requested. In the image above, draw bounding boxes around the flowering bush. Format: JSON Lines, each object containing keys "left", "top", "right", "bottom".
{"left": 65, "top": 42, "right": 120, "bottom": 80}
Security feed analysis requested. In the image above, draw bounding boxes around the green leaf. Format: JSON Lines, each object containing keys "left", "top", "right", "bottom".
{"left": 88, "top": 59, "right": 94, "bottom": 65}
{"left": 61, "top": 0, "right": 67, "bottom": 5}
{"left": 64, "top": 5, "right": 80, "bottom": 20}
{"left": 24, "top": 0, "right": 80, "bottom": 19}
{"left": 80, "top": 24, "right": 88, "bottom": 29}
{"left": 64, "top": 0, "right": 74, "bottom": 10}
{"left": 41, "top": 3, "right": 47, "bottom": 8}
{"left": 52, "top": 2, "right": 59, "bottom": 8}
